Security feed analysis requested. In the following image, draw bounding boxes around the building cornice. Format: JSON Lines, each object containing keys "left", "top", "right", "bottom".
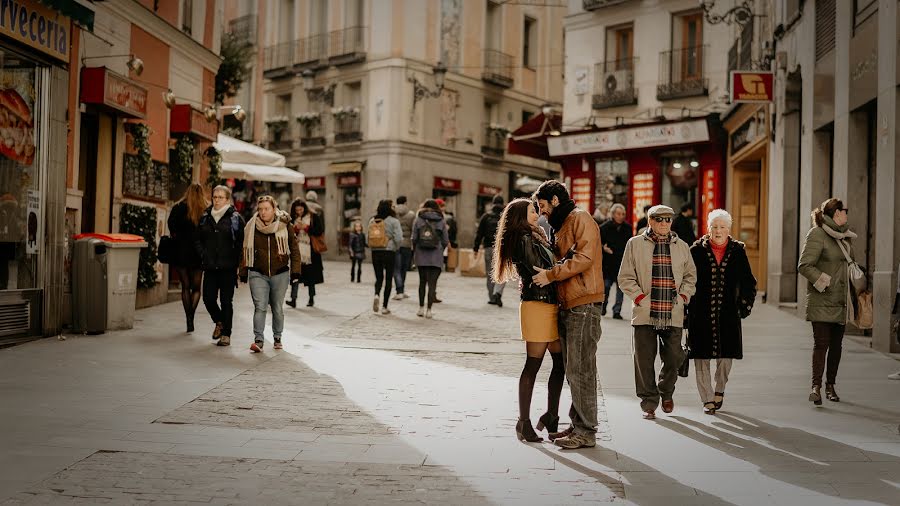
{"left": 103, "top": 0, "right": 221, "bottom": 72}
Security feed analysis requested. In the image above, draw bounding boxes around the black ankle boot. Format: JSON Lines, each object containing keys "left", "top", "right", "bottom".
{"left": 515, "top": 419, "right": 543, "bottom": 442}
{"left": 307, "top": 297, "right": 315, "bottom": 307}
{"left": 535, "top": 412, "right": 559, "bottom": 433}
{"left": 186, "top": 316, "right": 194, "bottom": 333}
{"left": 286, "top": 299, "right": 297, "bottom": 308}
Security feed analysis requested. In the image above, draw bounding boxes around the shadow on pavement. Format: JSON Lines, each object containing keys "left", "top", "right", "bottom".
{"left": 659, "top": 412, "right": 900, "bottom": 505}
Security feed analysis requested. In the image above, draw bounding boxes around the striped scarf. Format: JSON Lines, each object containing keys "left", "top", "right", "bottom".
{"left": 647, "top": 228, "right": 675, "bottom": 330}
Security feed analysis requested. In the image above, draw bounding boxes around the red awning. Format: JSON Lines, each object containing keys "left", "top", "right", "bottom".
{"left": 507, "top": 113, "right": 562, "bottom": 161}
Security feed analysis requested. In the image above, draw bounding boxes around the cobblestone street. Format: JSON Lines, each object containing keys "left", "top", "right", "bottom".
{"left": 1, "top": 261, "right": 899, "bottom": 505}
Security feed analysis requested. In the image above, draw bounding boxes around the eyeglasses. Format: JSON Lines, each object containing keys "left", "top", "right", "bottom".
{"left": 212, "top": 195, "right": 228, "bottom": 200}
{"left": 652, "top": 216, "right": 672, "bottom": 223}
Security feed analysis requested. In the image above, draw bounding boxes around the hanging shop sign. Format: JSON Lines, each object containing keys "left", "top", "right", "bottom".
{"left": 337, "top": 173, "right": 361, "bottom": 188}
{"left": 548, "top": 119, "right": 710, "bottom": 157}
{"left": 80, "top": 67, "right": 148, "bottom": 119}
{"left": 477, "top": 183, "right": 502, "bottom": 197}
{"left": 729, "top": 71, "right": 774, "bottom": 103}
{"left": 170, "top": 104, "right": 218, "bottom": 141}
{"left": 304, "top": 176, "right": 325, "bottom": 189}
{"left": 0, "top": 0, "right": 71, "bottom": 62}
{"left": 433, "top": 177, "right": 461, "bottom": 192}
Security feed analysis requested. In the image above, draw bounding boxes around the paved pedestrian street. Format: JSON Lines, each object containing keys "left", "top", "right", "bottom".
{"left": 1, "top": 262, "right": 898, "bottom": 505}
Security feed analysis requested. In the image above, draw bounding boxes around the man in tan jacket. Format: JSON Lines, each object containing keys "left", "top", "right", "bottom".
{"left": 618, "top": 204, "right": 696, "bottom": 420}
{"left": 532, "top": 180, "right": 604, "bottom": 449}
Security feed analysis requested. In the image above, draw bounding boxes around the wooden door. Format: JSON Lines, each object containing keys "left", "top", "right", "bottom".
{"left": 681, "top": 13, "right": 703, "bottom": 79}
{"left": 615, "top": 26, "right": 633, "bottom": 70}
{"left": 733, "top": 163, "right": 765, "bottom": 291}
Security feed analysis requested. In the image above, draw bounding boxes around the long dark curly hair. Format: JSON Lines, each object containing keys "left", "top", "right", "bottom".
{"left": 492, "top": 198, "right": 549, "bottom": 284}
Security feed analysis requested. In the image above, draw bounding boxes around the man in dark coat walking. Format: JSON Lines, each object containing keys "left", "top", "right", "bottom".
{"left": 671, "top": 203, "right": 696, "bottom": 244}
{"left": 599, "top": 203, "right": 631, "bottom": 319}
{"left": 473, "top": 194, "right": 505, "bottom": 306}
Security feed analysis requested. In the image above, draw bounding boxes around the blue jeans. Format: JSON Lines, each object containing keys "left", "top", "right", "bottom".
{"left": 603, "top": 277, "right": 624, "bottom": 315}
{"left": 393, "top": 247, "right": 413, "bottom": 294}
{"left": 248, "top": 270, "right": 290, "bottom": 343}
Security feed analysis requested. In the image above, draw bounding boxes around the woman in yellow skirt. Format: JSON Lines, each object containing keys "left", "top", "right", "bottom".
{"left": 492, "top": 198, "right": 564, "bottom": 443}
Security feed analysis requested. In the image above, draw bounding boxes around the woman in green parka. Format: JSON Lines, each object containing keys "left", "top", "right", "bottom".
{"left": 798, "top": 197, "right": 856, "bottom": 405}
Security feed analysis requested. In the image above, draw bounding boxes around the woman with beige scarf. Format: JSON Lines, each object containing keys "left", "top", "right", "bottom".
{"left": 240, "top": 196, "right": 302, "bottom": 352}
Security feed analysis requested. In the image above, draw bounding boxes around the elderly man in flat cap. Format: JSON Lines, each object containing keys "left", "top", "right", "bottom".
{"left": 618, "top": 204, "right": 697, "bottom": 420}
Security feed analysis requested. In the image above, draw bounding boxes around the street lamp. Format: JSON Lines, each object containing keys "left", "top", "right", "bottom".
{"left": 408, "top": 61, "right": 448, "bottom": 110}
{"left": 699, "top": 0, "right": 753, "bottom": 26}
{"left": 219, "top": 105, "right": 247, "bottom": 122}
{"left": 81, "top": 54, "right": 144, "bottom": 75}
{"left": 301, "top": 69, "right": 336, "bottom": 107}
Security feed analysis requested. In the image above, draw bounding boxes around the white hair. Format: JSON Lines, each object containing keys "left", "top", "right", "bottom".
{"left": 609, "top": 203, "right": 626, "bottom": 216}
{"left": 707, "top": 209, "right": 733, "bottom": 231}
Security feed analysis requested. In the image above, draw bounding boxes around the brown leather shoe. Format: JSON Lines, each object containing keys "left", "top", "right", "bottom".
{"left": 642, "top": 410, "right": 656, "bottom": 420}
{"left": 662, "top": 400, "right": 674, "bottom": 413}
{"left": 548, "top": 426, "right": 574, "bottom": 441}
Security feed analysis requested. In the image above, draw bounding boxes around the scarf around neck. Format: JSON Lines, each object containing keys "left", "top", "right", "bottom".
{"left": 646, "top": 228, "right": 676, "bottom": 330}
{"left": 244, "top": 210, "right": 291, "bottom": 269}
{"left": 210, "top": 205, "right": 228, "bottom": 224}
{"left": 548, "top": 199, "right": 577, "bottom": 235}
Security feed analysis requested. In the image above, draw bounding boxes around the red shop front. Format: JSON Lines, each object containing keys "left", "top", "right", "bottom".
{"left": 546, "top": 116, "right": 726, "bottom": 235}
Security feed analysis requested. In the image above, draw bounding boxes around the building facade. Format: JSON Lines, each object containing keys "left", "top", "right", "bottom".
{"left": 767, "top": 0, "right": 899, "bottom": 353}
{"left": 557, "top": 0, "right": 739, "bottom": 246}
{"left": 249, "top": 0, "right": 564, "bottom": 253}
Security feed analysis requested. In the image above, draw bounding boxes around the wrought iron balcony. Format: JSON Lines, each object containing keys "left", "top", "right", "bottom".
{"left": 294, "top": 34, "right": 327, "bottom": 69}
{"left": 328, "top": 27, "right": 367, "bottom": 65}
{"left": 298, "top": 119, "right": 326, "bottom": 149}
{"left": 333, "top": 107, "right": 362, "bottom": 144}
{"left": 583, "top": 0, "right": 631, "bottom": 11}
{"left": 482, "top": 49, "right": 514, "bottom": 88}
{"left": 657, "top": 45, "right": 709, "bottom": 100}
{"left": 592, "top": 58, "right": 638, "bottom": 109}
{"left": 266, "top": 121, "right": 293, "bottom": 151}
{"left": 228, "top": 14, "right": 256, "bottom": 43}
{"left": 263, "top": 41, "right": 293, "bottom": 77}
{"left": 480, "top": 123, "right": 508, "bottom": 160}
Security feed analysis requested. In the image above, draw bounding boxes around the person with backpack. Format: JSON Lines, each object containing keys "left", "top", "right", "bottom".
{"left": 474, "top": 194, "right": 506, "bottom": 306}
{"left": 195, "top": 185, "right": 245, "bottom": 347}
{"left": 411, "top": 199, "right": 449, "bottom": 319}
{"left": 367, "top": 199, "right": 403, "bottom": 314}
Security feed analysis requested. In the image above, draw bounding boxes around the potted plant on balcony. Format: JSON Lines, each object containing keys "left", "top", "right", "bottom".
{"left": 265, "top": 115, "right": 289, "bottom": 144}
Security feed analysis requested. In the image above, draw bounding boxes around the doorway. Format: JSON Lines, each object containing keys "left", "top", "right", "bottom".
{"left": 78, "top": 113, "right": 99, "bottom": 232}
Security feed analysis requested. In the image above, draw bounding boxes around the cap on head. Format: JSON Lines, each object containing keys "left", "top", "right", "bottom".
{"left": 647, "top": 205, "right": 675, "bottom": 218}
{"left": 305, "top": 190, "right": 318, "bottom": 202}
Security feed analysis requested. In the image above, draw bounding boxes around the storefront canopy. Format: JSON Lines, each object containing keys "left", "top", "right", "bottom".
{"left": 507, "top": 113, "right": 562, "bottom": 161}
{"left": 39, "top": 0, "right": 95, "bottom": 31}
{"left": 214, "top": 134, "right": 304, "bottom": 184}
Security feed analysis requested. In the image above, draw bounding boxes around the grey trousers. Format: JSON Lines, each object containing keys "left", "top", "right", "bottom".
{"left": 694, "top": 358, "right": 733, "bottom": 404}
{"left": 632, "top": 325, "right": 684, "bottom": 412}
{"left": 559, "top": 304, "right": 602, "bottom": 436}
{"left": 483, "top": 246, "right": 506, "bottom": 298}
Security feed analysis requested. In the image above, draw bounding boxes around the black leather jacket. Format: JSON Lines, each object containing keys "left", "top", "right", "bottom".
{"left": 512, "top": 233, "right": 558, "bottom": 304}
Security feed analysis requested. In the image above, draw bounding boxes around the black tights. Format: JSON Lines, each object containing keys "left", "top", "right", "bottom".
{"left": 518, "top": 347, "right": 565, "bottom": 421}
{"left": 175, "top": 267, "right": 203, "bottom": 322}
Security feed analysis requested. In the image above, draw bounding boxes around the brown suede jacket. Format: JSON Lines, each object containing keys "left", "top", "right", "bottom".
{"left": 546, "top": 207, "right": 604, "bottom": 309}
{"left": 240, "top": 215, "right": 302, "bottom": 280}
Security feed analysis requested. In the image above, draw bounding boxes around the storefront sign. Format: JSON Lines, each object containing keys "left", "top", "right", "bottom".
{"left": 548, "top": 120, "right": 709, "bottom": 157}
{"left": 170, "top": 104, "right": 218, "bottom": 141}
{"left": 433, "top": 177, "right": 461, "bottom": 192}
{"left": 80, "top": 67, "right": 148, "bottom": 119}
{"left": 0, "top": 0, "right": 71, "bottom": 62}
{"left": 729, "top": 71, "right": 774, "bottom": 103}
{"left": 304, "top": 176, "right": 325, "bottom": 189}
{"left": 478, "top": 183, "right": 501, "bottom": 196}
{"left": 631, "top": 172, "right": 655, "bottom": 230}
{"left": 337, "top": 173, "right": 361, "bottom": 187}
{"left": 570, "top": 177, "right": 592, "bottom": 211}
{"left": 25, "top": 189, "right": 39, "bottom": 254}
{"left": 730, "top": 109, "right": 765, "bottom": 154}
{"left": 701, "top": 168, "right": 718, "bottom": 234}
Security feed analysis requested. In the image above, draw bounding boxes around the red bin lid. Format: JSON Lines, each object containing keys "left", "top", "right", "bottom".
{"left": 73, "top": 233, "right": 146, "bottom": 243}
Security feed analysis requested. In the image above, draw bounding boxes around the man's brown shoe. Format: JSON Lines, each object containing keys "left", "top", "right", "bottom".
{"left": 642, "top": 410, "right": 656, "bottom": 420}
{"left": 662, "top": 400, "right": 674, "bottom": 413}
{"left": 548, "top": 426, "right": 574, "bottom": 441}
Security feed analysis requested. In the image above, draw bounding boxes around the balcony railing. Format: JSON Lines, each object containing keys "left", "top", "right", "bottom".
{"left": 480, "top": 124, "right": 507, "bottom": 160}
{"left": 657, "top": 45, "right": 708, "bottom": 100}
{"left": 298, "top": 119, "right": 325, "bottom": 148}
{"left": 294, "top": 34, "right": 327, "bottom": 68}
{"left": 266, "top": 121, "right": 293, "bottom": 151}
{"left": 328, "top": 27, "right": 367, "bottom": 65}
{"left": 592, "top": 58, "right": 637, "bottom": 109}
{"left": 583, "top": 0, "right": 631, "bottom": 10}
{"left": 228, "top": 14, "right": 256, "bottom": 43}
{"left": 482, "top": 49, "right": 514, "bottom": 88}
{"left": 263, "top": 41, "right": 293, "bottom": 75}
{"left": 333, "top": 107, "right": 362, "bottom": 144}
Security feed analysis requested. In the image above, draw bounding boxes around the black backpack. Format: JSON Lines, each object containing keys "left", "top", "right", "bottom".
{"left": 416, "top": 219, "right": 440, "bottom": 249}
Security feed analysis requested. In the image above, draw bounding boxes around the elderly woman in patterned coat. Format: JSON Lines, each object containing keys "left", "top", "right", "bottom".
{"left": 687, "top": 209, "right": 757, "bottom": 415}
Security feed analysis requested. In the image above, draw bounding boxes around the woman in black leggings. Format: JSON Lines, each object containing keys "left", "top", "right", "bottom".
{"left": 168, "top": 183, "right": 208, "bottom": 332}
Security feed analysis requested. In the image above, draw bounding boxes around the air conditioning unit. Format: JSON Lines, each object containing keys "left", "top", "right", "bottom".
{"left": 603, "top": 68, "right": 633, "bottom": 95}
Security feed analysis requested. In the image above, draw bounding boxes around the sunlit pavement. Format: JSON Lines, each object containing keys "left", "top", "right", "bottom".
{"left": 1, "top": 261, "right": 898, "bottom": 505}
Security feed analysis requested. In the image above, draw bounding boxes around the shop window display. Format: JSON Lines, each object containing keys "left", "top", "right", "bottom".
{"left": 0, "top": 51, "right": 40, "bottom": 291}
{"left": 594, "top": 158, "right": 628, "bottom": 219}
{"left": 661, "top": 150, "right": 699, "bottom": 211}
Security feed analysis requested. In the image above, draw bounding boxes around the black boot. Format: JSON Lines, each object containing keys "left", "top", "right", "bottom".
{"left": 515, "top": 419, "right": 543, "bottom": 442}
{"left": 286, "top": 299, "right": 297, "bottom": 308}
{"left": 186, "top": 315, "right": 194, "bottom": 333}
{"left": 535, "top": 412, "right": 559, "bottom": 433}
{"left": 307, "top": 297, "right": 315, "bottom": 307}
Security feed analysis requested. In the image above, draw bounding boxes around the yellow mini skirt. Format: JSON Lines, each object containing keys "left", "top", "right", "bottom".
{"left": 519, "top": 301, "right": 560, "bottom": 342}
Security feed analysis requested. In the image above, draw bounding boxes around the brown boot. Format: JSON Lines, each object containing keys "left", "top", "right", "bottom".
{"left": 825, "top": 384, "right": 840, "bottom": 402}
{"left": 809, "top": 385, "right": 822, "bottom": 405}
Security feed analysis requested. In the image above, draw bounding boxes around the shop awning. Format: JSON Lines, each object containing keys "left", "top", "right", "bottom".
{"left": 507, "top": 113, "right": 562, "bottom": 161}
{"left": 38, "top": 0, "right": 95, "bottom": 31}
{"left": 214, "top": 134, "right": 303, "bottom": 183}
{"left": 221, "top": 162, "right": 305, "bottom": 184}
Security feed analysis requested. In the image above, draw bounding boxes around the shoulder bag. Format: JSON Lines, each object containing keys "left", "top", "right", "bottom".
{"left": 157, "top": 235, "right": 175, "bottom": 264}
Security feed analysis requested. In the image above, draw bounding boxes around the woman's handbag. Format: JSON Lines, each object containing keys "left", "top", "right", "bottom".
{"left": 310, "top": 234, "right": 327, "bottom": 254}
{"left": 853, "top": 289, "right": 874, "bottom": 330}
{"left": 678, "top": 328, "right": 691, "bottom": 378}
{"left": 157, "top": 235, "right": 174, "bottom": 264}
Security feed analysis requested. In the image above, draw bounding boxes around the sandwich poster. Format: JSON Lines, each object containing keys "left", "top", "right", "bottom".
{"left": 0, "top": 68, "right": 36, "bottom": 167}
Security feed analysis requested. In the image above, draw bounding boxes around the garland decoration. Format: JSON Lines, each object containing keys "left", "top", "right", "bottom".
{"left": 205, "top": 145, "right": 223, "bottom": 187}
{"left": 129, "top": 123, "right": 153, "bottom": 173}
{"left": 172, "top": 136, "right": 194, "bottom": 184}
{"left": 119, "top": 203, "right": 158, "bottom": 289}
